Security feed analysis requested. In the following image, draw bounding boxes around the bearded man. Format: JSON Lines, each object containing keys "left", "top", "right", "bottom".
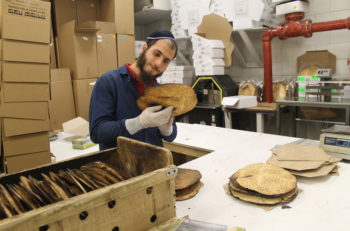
{"left": 89, "top": 30, "right": 178, "bottom": 150}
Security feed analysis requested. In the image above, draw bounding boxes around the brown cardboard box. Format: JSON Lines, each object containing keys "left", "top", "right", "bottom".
{"left": 2, "top": 62, "right": 49, "bottom": 83}
{"left": 1, "top": 39, "right": 50, "bottom": 63}
{"left": 197, "top": 13, "right": 234, "bottom": 67}
{"left": 1, "top": 82, "right": 50, "bottom": 102}
{"left": 97, "top": 32, "right": 118, "bottom": 75}
{"left": 297, "top": 50, "right": 337, "bottom": 74}
{"left": 0, "top": 102, "right": 49, "bottom": 120}
{"left": 49, "top": 68, "right": 76, "bottom": 130}
{"left": 2, "top": 132, "right": 50, "bottom": 157}
{"left": 57, "top": 21, "right": 99, "bottom": 79}
{"left": 50, "top": 26, "right": 58, "bottom": 68}
{"left": 53, "top": 0, "right": 134, "bottom": 35}
{"left": 2, "top": 118, "right": 50, "bottom": 137}
{"left": 5, "top": 151, "right": 51, "bottom": 174}
{"left": 73, "top": 78, "right": 98, "bottom": 120}
{"left": 116, "top": 34, "right": 135, "bottom": 67}
{"left": 0, "top": 0, "right": 51, "bottom": 43}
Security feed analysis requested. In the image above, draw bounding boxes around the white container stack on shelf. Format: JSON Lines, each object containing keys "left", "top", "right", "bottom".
{"left": 191, "top": 34, "right": 225, "bottom": 76}
{"left": 135, "top": 40, "right": 145, "bottom": 58}
{"left": 158, "top": 65, "right": 195, "bottom": 85}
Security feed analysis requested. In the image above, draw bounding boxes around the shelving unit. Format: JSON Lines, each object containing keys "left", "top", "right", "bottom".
{"left": 134, "top": 8, "right": 171, "bottom": 25}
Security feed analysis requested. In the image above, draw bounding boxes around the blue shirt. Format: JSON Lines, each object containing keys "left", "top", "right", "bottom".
{"left": 89, "top": 65, "right": 177, "bottom": 150}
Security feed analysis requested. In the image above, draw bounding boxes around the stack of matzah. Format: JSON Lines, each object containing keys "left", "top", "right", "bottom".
{"left": 175, "top": 168, "right": 203, "bottom": 201}
{"left": 228, "top": 163, "right": 299, "bottom": 206}
{"left": 267, "top": 144, "right": 341, "bottom": 177}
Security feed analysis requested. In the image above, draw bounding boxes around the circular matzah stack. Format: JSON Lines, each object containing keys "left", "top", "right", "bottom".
{"left": 228, "top": 163, "right": 298, "bottom": 205}
{"left": 175, "top": 168, "right": 203, "bottom": 201}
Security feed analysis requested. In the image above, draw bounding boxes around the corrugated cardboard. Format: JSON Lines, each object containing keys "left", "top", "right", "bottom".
{"left": 2, "top": 118, "right": 49, "bottom": 137}
{"left": 72, "top": 78, "right": 97, "bottom": 121}
{"left": 1, "top": 39, "right": 50, "bottom": 63}
{"left": 2, "top": 62, "right": 49, "bottom": 83}
{"left": 53, "top": 0, "right": 134, "bottom": 35}
{"left": 50, "top": 68, "right": 71, "bottom": 82}
{"left": 50, "top": 26, "right": 58, "bottom": 68}
{"left": 0, "top": 102, "right": 49, "bottom": 120}
{"left": 100, "top": 0, "right": 134, "bottom": 35}
{"left": 2, "top": 132, "right": 50, "bottom": 156}
{"left": 49, "top": 69, "right": 76, "bottom": 130}
{"left": 5, "top": 151, "right": 51, "bottom": 174}
{"left": 97, "top": 32, "right": 118, "bottom": 75}
{"left": 57, "top": 21, "right": 99, "bottom": 79}
{"left": 0, "top": 0, "right": 51, "bottom": 43}
{"left": 297, "top": 50, "right": 336, "bottom": 74}
{"left": 63, "top": 117, "right": 89, "bottom": 137}
{"left": 197, "top": 14, "right": 234, "bottom": 67}
{"left": 2, "top": 82, "right": 50, "bottom": 102}
{"left": 116, "top": 34, "right": 135, "bottom": 67}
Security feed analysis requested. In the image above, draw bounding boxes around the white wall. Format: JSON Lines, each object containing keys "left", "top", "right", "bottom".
{"left": 228, "top": 0, "right": 350, "bottom": 82}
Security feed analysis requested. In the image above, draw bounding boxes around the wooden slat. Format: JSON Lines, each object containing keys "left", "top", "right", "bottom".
{"left": 164, "top": 142, "right": 212, "bottom": 158}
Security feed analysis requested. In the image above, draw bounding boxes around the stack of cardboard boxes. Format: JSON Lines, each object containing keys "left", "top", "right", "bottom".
{"left": 0, "top": 0, "right": 52, "bottom": 173}
{"left": 53, "top": 0, "right": 136, "bottom": 121}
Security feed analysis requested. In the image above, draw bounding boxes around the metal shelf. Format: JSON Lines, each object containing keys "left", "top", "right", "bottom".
{"left": 135, "top": 9, "right": 171, "bottom": 25}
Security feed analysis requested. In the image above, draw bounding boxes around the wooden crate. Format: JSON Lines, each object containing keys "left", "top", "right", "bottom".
{"left": 0, "top": 137, "right": 177, "bottom": 231}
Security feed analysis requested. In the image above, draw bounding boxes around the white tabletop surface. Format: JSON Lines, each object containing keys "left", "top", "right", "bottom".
{"left": 173, "top": 123, "right": 350, "bottom": 231}
{"left": 50, "top": 123, "right": 350, "bottom": 231}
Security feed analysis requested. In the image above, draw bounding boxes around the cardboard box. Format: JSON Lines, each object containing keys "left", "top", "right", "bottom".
{"left": 2, "top": 132, "right": 50, "bottom": 156}
{"left": 96, "top": 32, "right": 118, "bottom": 75}
{"left": 0, "top": 0, "right": 51, "bottom": 43}
{"left": 1, "top": 82, "right": 50, "bottom": 102}
{"left": 197, "top": 14, "right": 234, "bottom": 67}
{"left": 49, "top": 68, "right": 76, "bottom": 130}
{"left": 1, "top": 39, "right": 50, "bottom": 63}
{"left": 57, "top": 21, "right": 99, "bottom": 79}
{"left": 73, "top": 78, "right": 98, "bottom": 120}
{"left": 0, "top": 102, "right": 49, "bottom": 120}
{"left": 5, "top": 151, "right": 51, "bottom": 174}
{"left": 297, "top": 50, "right": 336, "bottom": 75}
{"left": 2, "top": 62, "right": 49, "bottom": 83}
{"left": 0, "top": 137, "right": 175, "bottom": 230}
{"left": 63, "top": 117, "right": 89, "bottom": 137}
{"left": 53, "top": 0, "right": 134, "bottom": 35}
{"left": 2, "top": 118, "right": 50, "bottom": 137}
{"left": 117, "top": 34, "right": 135, "bottom": 67}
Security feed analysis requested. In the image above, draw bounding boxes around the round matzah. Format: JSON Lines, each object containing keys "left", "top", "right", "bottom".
{"left": 235, "top": 163, "right": 297, "bottom": 196}
{"left": 229, "top": 186, "right": 298, "bottom": 205}
{"left": 273, "top": 82, "right": 287, "bottom": 101}
{"left": 137, "top": 84, "right": 197, "bottom": 116}
{"left": 238, "top": 82, "right": 257, "bottom": 96}
{"left": 176, "top": 181, "right": 203, "bottom": 201}
{"left": 175, "top": 168, "right": 202, "bottom": 190}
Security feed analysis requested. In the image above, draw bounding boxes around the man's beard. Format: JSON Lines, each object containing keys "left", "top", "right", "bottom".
{"left": 136, "top": 50, "right": 164, "bottom": 86}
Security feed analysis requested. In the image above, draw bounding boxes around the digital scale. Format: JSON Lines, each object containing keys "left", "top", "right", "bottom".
{"left": 320, "top": 125, "right": 350, "bottom": 160}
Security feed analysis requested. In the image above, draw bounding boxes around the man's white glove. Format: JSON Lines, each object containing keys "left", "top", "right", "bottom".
{"left": 159, "top": 117, "right": 174, "bottom": 136}
{"left": 125, "top": 105, "right": 173, "bottom": 135}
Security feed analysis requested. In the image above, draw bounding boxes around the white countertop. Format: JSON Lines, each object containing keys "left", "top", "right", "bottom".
{"left": 173, "top": 123, "right": 350, "bottom": 231}
{"left": 50, "top": 123, "right": 350, "bottom": 231}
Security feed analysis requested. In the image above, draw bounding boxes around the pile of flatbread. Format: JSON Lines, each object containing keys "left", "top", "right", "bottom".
{"left": 267, "top": 144, "right": 341, "bottom": 177}
{"left": 228, "top": 163, "right": 299, "bottom": 206}
{"left": 0, "top": 161, "right": 126, "bottom": 220}
{"left": 175, "top": 168, "right": 203, "bottom": 201}
{"left": 137, "top": 83, "right": 197, "bottom": 116}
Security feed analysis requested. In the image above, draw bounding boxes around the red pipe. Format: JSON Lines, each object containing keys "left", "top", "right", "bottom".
{"left": 262, "top": 13, "right": 350, "bottom": 102}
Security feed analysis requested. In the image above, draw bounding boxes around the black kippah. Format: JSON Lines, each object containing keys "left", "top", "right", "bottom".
{"left": 147, "top": 30, "right": 175, "bottom": 40}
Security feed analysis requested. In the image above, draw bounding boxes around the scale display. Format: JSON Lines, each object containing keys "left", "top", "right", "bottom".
{"left": 324, "top": 136, "right": 350, "bottom": 148}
